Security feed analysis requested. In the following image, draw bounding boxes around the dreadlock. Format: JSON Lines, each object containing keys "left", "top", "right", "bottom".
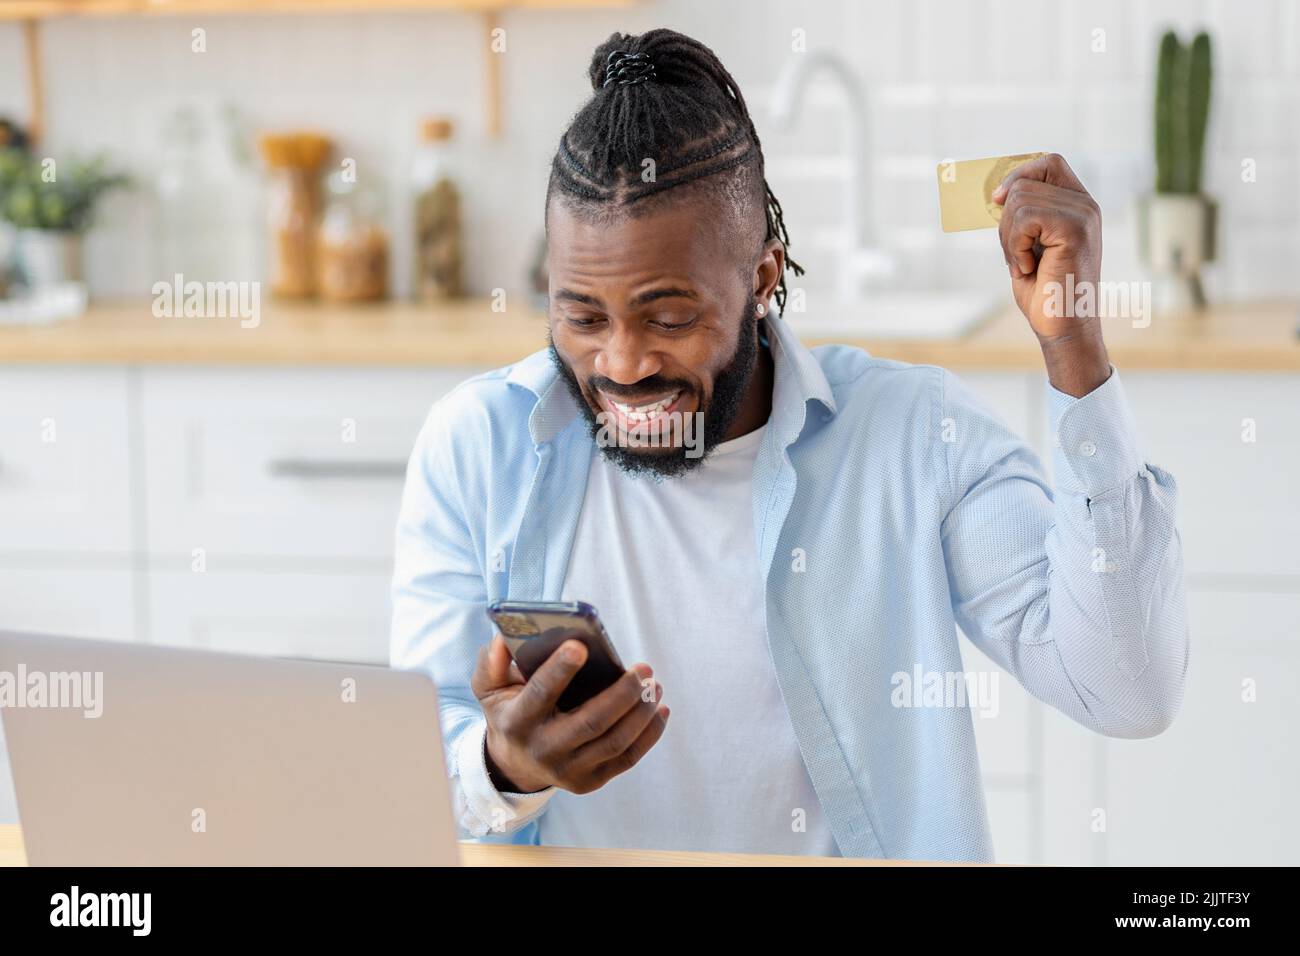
{"left": 545, "top": 28, "right": 805, "bottom": 317}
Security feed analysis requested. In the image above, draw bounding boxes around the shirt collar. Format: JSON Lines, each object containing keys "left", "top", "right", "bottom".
{"left": 505, "top": 315, "right": 838, "bottom": 447}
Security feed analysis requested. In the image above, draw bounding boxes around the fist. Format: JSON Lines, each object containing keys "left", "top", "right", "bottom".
{"left": 991, "top": 153, "right": 1102, "bottom": 341}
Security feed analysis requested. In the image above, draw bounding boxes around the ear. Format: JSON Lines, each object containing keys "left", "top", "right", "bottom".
{"left": 752, "top": 237, "right": 786, "bottom": 306}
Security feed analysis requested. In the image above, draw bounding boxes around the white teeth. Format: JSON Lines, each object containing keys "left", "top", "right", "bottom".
{"left": 611, "top": 390, "right": 680, "bottom": 418}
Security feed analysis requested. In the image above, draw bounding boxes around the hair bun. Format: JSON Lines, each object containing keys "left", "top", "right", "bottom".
{"left": 588, "top": 32, "right": 639, "bottom": 91}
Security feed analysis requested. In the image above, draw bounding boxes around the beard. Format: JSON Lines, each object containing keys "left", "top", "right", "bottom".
{"left": 549, "top": 296, "right": 763, "bottom": 480}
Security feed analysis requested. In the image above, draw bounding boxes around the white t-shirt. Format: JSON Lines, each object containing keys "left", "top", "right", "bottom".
{"left": 537, "top": 424, "right": 839, "bottom": 856}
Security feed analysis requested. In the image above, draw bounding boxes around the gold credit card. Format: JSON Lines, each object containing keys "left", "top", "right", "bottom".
{"left": 936, "top": 152, "right": 1046, "bottom": 232}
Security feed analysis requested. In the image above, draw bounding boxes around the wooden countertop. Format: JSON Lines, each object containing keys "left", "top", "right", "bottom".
{"left": 0, "top": 824, "right": 956, "bottom": 866}
{"left": 0, "top": 298, "right": 1297, "bottom": 370}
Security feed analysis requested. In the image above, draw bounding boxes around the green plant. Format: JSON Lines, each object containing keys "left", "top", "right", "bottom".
{"left": 1154, "top": 29, "right": 1213, "bottom": 194}
{"left": 0, "top": 149, "right": 129, "bottom": 232}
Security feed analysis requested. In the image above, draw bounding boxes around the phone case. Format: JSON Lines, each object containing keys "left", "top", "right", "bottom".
{"left": 486, "top": 601, "right": 625, "bottom": 712}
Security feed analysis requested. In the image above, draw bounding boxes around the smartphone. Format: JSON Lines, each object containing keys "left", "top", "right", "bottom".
{"left": 485, "top": 600, "right": 625, "bottom": 712}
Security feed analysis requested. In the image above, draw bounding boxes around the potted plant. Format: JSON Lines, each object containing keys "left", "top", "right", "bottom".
{"left": 1137, "top": 30, "right": 1214, "bottom": 313}
{"left": 0, "top": 148, "right": 129, "bottom": 289}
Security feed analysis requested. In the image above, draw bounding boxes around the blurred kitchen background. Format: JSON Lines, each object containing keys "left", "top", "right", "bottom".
{"left": 0, "top": 0, "right": 1297, "bottom": 865}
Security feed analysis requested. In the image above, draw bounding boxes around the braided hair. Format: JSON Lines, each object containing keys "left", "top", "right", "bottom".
{"left": 545, "top": 28, "right": 805, "bottom": 317}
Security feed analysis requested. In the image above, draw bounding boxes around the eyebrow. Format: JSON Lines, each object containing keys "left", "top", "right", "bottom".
{"left": 552, "top": 287, "right": 699, "bottom": 309}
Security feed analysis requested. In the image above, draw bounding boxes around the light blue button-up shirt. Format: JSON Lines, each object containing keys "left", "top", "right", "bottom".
{"left": 390, "top": 313, "right": 1189, "bottom": 861}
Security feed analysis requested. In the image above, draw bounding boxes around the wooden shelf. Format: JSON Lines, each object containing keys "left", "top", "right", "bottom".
{"left": 2, "top": 0, "right": 637, "bottom": 144}
{"left": 0, "top": 1, "right": 630, "bottom": 19}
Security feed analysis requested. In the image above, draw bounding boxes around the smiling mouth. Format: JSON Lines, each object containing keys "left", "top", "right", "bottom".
{"left": 596, "top": 388, "right": 689, "bottom": 435}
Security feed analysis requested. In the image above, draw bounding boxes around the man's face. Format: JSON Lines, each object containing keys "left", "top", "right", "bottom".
{"left": 546, "top": 199, "right": 765, "bottom": 479}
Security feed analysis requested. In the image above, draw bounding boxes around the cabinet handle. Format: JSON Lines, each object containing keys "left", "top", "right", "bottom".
{"left": 267, "top": 459, "right": 407, "bottom": 480}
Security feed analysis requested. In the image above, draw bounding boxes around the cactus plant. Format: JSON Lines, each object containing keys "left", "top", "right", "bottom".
{"left": 1154, "top": 30, "right": 1213, "bottom": 195}
{"left": 1154, "top": 31, "right": 1180, "bottom": 192}
{"left": 1186, "top": 32, "right": 1212, "bottom": 193}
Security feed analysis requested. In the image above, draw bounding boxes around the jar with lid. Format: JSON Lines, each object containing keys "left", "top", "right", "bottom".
{"left": 258, "top": 132, "right": 331, "bottom": 298}
{"left": 155, "top": 104, "right": 261, "bottom": 287}
{"left": 317, "top": 169, "right": 390, "bottom": 303}
{"left": 410, "top": 117, "right": 463, "bottom": 301}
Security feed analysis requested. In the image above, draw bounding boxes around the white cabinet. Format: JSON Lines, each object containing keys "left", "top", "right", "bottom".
{"left": 133, "top": 365, "right": 489, "bottom": 663}
{"left": 0, "top": 567, "right": 139, "bottom": 825}
{"left": 984, "top": 788, "right": 1034, "bottom": 865}
{"left": 1101, "top": 372, "right": 1300, "bottom": 864}
{"left": 148, "top": 568, "right": 394, "bottom": 665}
{"left": 961, "top": 638, "right": 1038, "bottom": 865}
{"left": 0, "top": 567, "right": 137, "bottom": 640}
{"left": 0, "top": 368, "right": 133, "bottom": 555}
{"left": 138, "top": 367, "right": 476, "bottom": 561}
{"left": 1102, "top": 589, "right": 1300, "bottom": 865}
{"left": 1121, "top": 373, "right": 1300, "bottom": 578}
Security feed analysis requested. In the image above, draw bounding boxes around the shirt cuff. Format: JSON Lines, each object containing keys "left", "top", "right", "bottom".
{"left": 454, "top": 719, "right": 556, "bottom": 837}
{"left": 1047, "top": 365, "right": 1147, "bottom": 498}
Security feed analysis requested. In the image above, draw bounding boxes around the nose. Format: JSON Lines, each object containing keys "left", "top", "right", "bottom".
{"left": 593, "top": 325, "right": 661, "bottom": 388}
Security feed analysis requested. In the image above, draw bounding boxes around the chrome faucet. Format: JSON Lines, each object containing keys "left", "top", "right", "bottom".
{"left": 769, "top": 50, "right": 895, "bottom": 300}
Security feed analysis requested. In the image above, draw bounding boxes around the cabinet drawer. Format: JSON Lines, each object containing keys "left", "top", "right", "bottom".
{"left": 140, "top": 367, "right": 482, "bottom": 561}
{"left": 0, "top": 368, "right": 132, "bottom": 554}
{"left": 0, "top": 566, "right": 138, "bottom": 641}
{"left": 1121, "top": 373, "right": 1300, "bottom": 578}
{"left": 148, "top": 568, "right": 393, "bottom": 665}
{"left": 1105, "top": 590, "right": 1300, "bottom": 865}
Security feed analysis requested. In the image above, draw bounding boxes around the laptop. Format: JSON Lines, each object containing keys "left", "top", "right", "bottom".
{"left": 0, "top": 631, "right": 460, "bottom": 866}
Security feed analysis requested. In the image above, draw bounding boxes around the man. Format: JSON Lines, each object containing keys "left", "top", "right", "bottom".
{"left": 391, "top": 28, "right": 1188, "bottom": 861}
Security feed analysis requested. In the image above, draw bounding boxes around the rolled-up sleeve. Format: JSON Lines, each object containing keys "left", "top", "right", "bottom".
{"left": 390, "top": 391, "right": 550, "bottom": 841}
{"left": 940, "top": 365, "right": 1189, "bottom": 738}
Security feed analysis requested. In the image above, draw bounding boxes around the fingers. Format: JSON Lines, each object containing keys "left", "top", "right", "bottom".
{"left": 504, "top": 637, "right": 588, "bottom": 723}
{"left": 471, "top": 633, "right": 520, "bottom": 698}
{"left": 990, "top": 152, "right": 1086, "bottom": 202}
{"left": 568, "top": 675, "right": 665, "bottom": 768}
{"left": 995, "top": 180, "right": 1101, "bottom": 277}
{"left": 588, "top": 708, "right": 670, "bottom": 789}
{"left": 1007, "top": 205, "right": 1049, "bottom": 277}
{"left": 552, "top": 663, "right": 656, "bottom": 748}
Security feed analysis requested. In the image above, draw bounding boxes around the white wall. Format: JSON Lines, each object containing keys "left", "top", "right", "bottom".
{"left": 0, "top": 0, "right": 1295, "bottom": 304}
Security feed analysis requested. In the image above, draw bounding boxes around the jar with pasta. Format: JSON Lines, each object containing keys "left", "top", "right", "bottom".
{"left": 259, "top": 132, "right": 332, "bottom": 298}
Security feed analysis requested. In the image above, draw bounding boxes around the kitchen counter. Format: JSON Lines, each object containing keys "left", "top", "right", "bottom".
{"left": 0, "top": 298, "right": 1297, "bottom": 370}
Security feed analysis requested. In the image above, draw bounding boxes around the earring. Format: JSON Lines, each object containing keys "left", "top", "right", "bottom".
{"left": 756, "top": 303, "right": 766, "bottom": 315}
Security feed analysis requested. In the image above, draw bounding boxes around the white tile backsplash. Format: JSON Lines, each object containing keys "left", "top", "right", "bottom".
{"left": 0, "top": 0, "right": 1293, "bottom": 301}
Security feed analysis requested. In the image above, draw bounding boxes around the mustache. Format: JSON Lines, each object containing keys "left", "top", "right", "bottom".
{"left": 588, "top": 378, "right": 692, "bottom": 398}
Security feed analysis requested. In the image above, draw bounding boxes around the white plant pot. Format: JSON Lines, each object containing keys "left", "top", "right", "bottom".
{"left": 16, "top": 229, "right": 84, "bottom": 288}
{"left": 1136, "top": 193, "right": 1217, "bottom": 312}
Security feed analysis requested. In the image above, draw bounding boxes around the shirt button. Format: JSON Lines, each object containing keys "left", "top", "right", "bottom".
{"left": 1079, "top": 440, "right": 1097, "bottom": 457}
